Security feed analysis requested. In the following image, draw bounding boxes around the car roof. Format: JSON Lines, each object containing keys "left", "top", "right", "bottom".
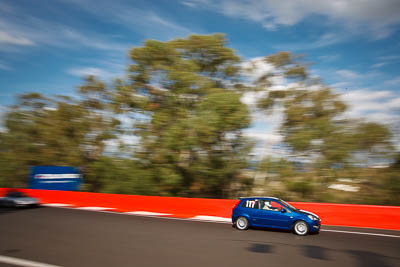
{"left": 239, "top": 196, "right": 280, "bottom": 201}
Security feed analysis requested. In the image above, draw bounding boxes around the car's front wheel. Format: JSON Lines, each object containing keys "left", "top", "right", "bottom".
{"left": 293, "top": 220, "right": 309, "bottom": 235}
{"left": 235, "top": 216, "right": 249, "bottom": 230}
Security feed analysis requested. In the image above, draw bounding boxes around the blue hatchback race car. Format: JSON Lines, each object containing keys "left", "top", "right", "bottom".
{"left": 232, "top": 197, "right": 321, "bottom": 235}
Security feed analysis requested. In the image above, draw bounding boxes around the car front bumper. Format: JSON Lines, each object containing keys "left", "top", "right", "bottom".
{"left": 309, "top": 220, "right": 321, "bottom": 232}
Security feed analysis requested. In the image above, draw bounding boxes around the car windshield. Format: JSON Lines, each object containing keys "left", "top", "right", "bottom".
{"left": 6, "top": 192, "right": 27, "bottom": 198}
{"left": 280, "top": 199, "right": 298, "bottom": 211}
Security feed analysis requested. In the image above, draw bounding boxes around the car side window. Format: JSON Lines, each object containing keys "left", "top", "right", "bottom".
{"left": 260, "top": 200, "right": 286, "bottom": 212}
{"left": 241, "top": 199, "right": 259, "bottom": 209}
{"left": 270, "top": 200, "right": 284, "bottom": 211}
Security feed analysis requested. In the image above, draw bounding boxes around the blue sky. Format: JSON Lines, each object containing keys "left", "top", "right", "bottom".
{"left": 1, "top": 0, "right": 400, "bottom": 154}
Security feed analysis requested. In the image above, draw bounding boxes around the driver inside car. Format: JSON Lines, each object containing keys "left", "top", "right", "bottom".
{"left": 263, "top": 201, "right": 279, "bottom": 211}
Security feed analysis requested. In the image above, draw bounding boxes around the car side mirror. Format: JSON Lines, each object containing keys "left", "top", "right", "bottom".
{"left": 281, "top": 209, "right": 286, "bottom": 213}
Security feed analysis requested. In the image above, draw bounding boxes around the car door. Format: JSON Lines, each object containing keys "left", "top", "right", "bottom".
{"left": 259, "top": 200, "right": 292, "bottom": 228}
{"left": 250, "top": 200, "right": 268, "bottom": 226}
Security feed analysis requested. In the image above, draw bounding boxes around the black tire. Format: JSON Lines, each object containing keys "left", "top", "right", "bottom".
{"left": 3, "top": 200, "right": 15, "bottom": 208}
{"left": 235, "top": 216, "right": 249, "bottom": 230}
{"left": 293, "top": 220, "right": 309, "bottom": 236}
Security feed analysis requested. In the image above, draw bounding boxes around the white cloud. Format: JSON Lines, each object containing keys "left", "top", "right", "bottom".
{"left": 241, "top": 57, "right": 286, "bottom": 88}
{"left": 339, "top": 89, "right": 400, "bottom": 123}
{"left": 144, "top": 13, "right": 191, "bottom": 36}
{"left": 187, "top": 0, "right": 400, "bottom": 39}
{"left": 67, "top": 67, "right": 115, "bottom": 78}
{"left": 311, "top": 33, "right": 343, "bottom": 48}
{"left": 67, "top": 56, "right": 128, "bottom": 80}
{"left": 366, "top": 112, "right": 399, "bottom": 122}
{"left": 330, "top": 82, "right": 351, "bottom": 88}
{"left": 241, "top": 91, "right": 267, "bottom": 106}
{"left": 372, "top": 55, "right": 400, "bottom": 68}
{"left": 319, "top": 54, "right": 340, "bottom": 62}
{"left": 274, "top": 32, "right": 349, "bottom": 50}
{"left": 336, "top": 69, "right": 360, "bottom": 79}
{"left": 242, "top": 57, "right": 275, "bottom": 80}
{"left": 0, "top": 5, "right": 129, "bottom": 52}
{"left": 335, "top": 69, "right": 382, "bottom": 83}
{"left": 0, "top": 31, "right": 34, "bottom": 46}
{"left": 244, "top": 129, "right": 286, "bottom": 159}
{"left": 387, "top": 98, "right": 400, "bottom": 109}
{"left": 59, "top": 29, "right": 127, "bottom": 51}
{"left": 252, "top": 108, "right": 285, "bottom": 126}
{"left": 384, "top": 76, "right": 400, "bottom": 87}
{"left": 182, "top": 1, "right": 197, "bottom": 8}
{"left": 341, "top": 89, "right": 392, "bottom": 102}
{"left": 371, "top": 63, "right": 386, "bottom": 68}
{"left": 378, "top": 55, "right": 400, "bottom": 61}
{"left": 0, "top": 60, "right": 10, "bottom": 71}
{"left": 64, "top": 0, "right": 194, "bottom": 39}
{"left": 244, "top": 131, "right": 283, "bottom": 143}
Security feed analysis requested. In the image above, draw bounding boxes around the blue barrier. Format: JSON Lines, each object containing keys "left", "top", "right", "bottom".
{"left": 29, "top": 166, "right": 82, "bottom": 191}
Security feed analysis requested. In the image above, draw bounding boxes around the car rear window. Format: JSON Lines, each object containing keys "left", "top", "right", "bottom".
{"left": 241, "top": 199, "right": 258, "bottom": 209}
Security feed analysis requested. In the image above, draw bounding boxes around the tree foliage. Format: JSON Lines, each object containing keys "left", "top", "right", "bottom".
{"left": 256, "top": 52, "right": 392, "bottom": 167}
{"left": 0, "top": 77, "right": 120, "bottom": 189}
{"left": 0, "top": 34, "right": 252, "bottom": 198}
{"left": 119, "top": 34, "right": 251, "bottom": 197}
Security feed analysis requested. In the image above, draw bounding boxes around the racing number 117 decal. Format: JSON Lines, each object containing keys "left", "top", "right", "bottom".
{"left": 245, "top": 200, "right": 256, "bottom": 208}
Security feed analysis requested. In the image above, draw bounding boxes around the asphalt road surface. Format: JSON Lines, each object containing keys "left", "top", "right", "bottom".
{"left": 1, "top": 207, "right": 399, "bottom": 267}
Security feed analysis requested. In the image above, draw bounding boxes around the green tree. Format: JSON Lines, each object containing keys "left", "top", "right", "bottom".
{"left": 256, "top": 52, "right": 392, "bottom": 167}
{"left": 116, "top": 34, "right": 252, "bottom": 197}
{"left": 251, "top": 52, "right": 395, "bottom": 202}
{"left": 382, "top": 153, "right": 400, "bottom": 205}
{"left": 0, "top": 77, "right": 120, "bottom": 189}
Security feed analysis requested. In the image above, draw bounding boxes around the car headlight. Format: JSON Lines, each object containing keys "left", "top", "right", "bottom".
{"left": 307, "top": 215, "right": 318, "bottom": 221}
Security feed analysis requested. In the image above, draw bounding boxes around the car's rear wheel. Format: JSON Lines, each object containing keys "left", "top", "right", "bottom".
{"left": 235, "top": 216, "right": 249, "bottom": 230}
{"left": 3, "top": 200, "right": 15, "bottom": 208}
{"left": 293, "top": 220, "right": 309, "bottom": 235}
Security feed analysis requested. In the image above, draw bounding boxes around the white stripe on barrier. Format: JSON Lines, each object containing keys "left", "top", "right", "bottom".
{"left": 76, "top": 207, "right": 115, "bottom": 211}
{"left": 124, "top": 211, "right": 172, "bottom": 216}
{"left": 119, "top": 213, "right": 232, "bottom": 224}
{"left": 0, "top": 255, "right": 62, "bottom": 267}
{"left": 191, "top": 215, "right": 232, "bottom": 223}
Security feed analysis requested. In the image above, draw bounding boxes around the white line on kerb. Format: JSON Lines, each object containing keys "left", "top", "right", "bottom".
{"left": 321, "top": 229, "right": 400, "bottom": 238}
{"left": 0, "top": 255, "right": 62, "bottom": 267}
